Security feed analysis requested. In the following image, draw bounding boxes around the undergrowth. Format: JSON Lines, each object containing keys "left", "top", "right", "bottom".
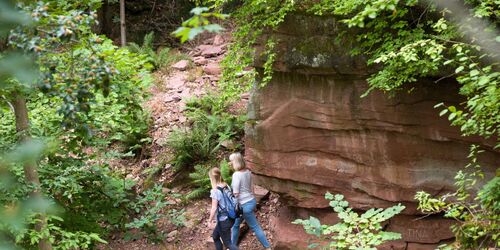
{"left": 0, "top": 36, "right": 164, "bottom": 248}
{"left": 167, "top": 94, "right": 244, "bottom": 200}
{"left": 294, "top": 192, "right": 405, "bottom": 249}
{"left": 128, "top": 32, "right": 190, "bottom": 71}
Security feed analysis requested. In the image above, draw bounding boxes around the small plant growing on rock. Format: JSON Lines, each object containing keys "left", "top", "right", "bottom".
{"left": 415, "top": 146, "right": 499, "bottom": 249}
{"left": 293, "top": 192, "right": 405, "bottom": 250}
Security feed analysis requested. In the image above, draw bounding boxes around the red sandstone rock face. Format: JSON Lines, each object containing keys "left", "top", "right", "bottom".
{"left": 247, "top": 72, "right": 498, "bottom": 210}
{"left": 246, "top": 13, "right": 499, "bottom": 248}
{"left": 245, "top": 71, "right": 499, "bottom": 246}
{"left": 387, "top": 215, "right": 454, "bottom": 243}
{"left": 270, "top": 206, "right": 336, "bottom": 250}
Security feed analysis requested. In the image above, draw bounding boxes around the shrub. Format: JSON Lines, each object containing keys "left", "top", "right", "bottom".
{"left": 0, "top": 155, "right": 134, "bottom": 248}
{"left": 169, "top": 94, "right": 245, "bottom": 200}
{"left": 38, "top": 158, "right": 135, "bottom": 234}
{"left": 185, "top": 164, "right": 212, "bottom": 200}
{"left": 85, "top": 39, "right": 153, "bottom": 154}
{"left": 167, "top": 208, "right": 186, "bottom": 228}
{"left": 168, "top": 123, "right": 221, "bottom": 172}
{"left": 168, "top": 94, "right": 245, "bottom": 172}
{"left": 185, "top": 94, "right": 227, "bottom": 116}
{"left": 13, "top": 215, "right": 107, "bottom": 250}
{"left": 0, "top": 93, "right": 62, "bottom": 152}
{"left": 220, "top": 159, "right": 233, "bottom": 184}
{"left": 0, "top": 39, "right": 153, "bottom": 155}
{"left": 185, "top": 160, "right": 234, "bottom": 200}
{"left": 415, "top": 146, "right": 499, "bottom": 249}
{"left": 127, "top": 32, "right": 187, "bottom": 70}
{"left": 293, "top": 192, "right": 405, "bottom": 249}
{"left": 126, "top": 184, "right": 172, "bottom": 241}
{"left": 0, "top": 36, "right": 154, "bottom": 248}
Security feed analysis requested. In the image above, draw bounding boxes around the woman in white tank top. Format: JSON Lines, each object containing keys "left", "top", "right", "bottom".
{"left": 229, "top": 153, "right": 271, "bottom": 249}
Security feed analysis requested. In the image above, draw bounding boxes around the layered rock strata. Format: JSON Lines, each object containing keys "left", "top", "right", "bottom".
{"left": 245, "top": 13, "right": 499, "bottom": 249}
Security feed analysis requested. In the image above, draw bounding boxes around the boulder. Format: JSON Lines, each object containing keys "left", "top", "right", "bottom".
{"left": 196, "top": 44, "right": 225, "bottom": 58}
{"left": 166, "top": 74, "right": 185, "bottom": 90}
{"left": 203, "top": 63, "right": 222, "bottom": 75}
{"left": 270, "top": 206, "right": 330, "bottom": 250}
{"left": 171, "top": 60, "right": 189, "bottom": 71}
{"left": 387, "top": 215, "right": 455, "bottom": 244}
{"left": 378, "top": 240, "right": 407, "bottom": 250}
{"left": 254, "top": 185, "right": 270, "bottom": 203}
{"left": 213, "top": 34, "right": 225, "bottom": 45}
{"left": 247, "top": 73, "right": 498, "bottom": 214}
{"left": 246, "top": 12, "right": 499, "bottom": 248}
{"left": 406, "top": 243, "right": 440, "bottom": 250}
{"left": 193, "top": 56, "right": 208, "bottom": 65}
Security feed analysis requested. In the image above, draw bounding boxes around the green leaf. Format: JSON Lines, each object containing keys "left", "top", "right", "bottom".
{"left": 204, "top": 24, "right": 224, "bottom": 32}
{"left": 434, "top": 102, "right": 444, "bottom": 108}
{"left": 188, "top": 27, "right": 204, "bottom": 41}
{"left": 190, "top": 7, "right": 209, "bottom": 15}
{"left": 308, "top": 243, "right": 320, "bottom": 249}
{"left": 477, "top": 76, "right": 489, "bottom": 86}
{"left": 455, "top": 66, "right": 464, "bottom": 73}
{"left": 469, "top": 70, "right": 479, "bottom": 77}
{"left": 309, "top": 216, "right": 322, "bottom": 236}
{"left": 443, "top": 59, "right": 453, "bottom": 65}
{"left": 325, "top": 192, "right": 334, "bottom": 200}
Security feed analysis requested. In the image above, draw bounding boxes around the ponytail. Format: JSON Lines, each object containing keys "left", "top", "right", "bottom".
{"left": 209, "top": 167, "right": 222, "bottom": 189}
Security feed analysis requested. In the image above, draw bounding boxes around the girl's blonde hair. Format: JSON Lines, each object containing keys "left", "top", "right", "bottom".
{"left": 229, "top": 152, "right": 246, "bottom": 171}
{"left": 208, "top": 167, "right": 222, "bottom": 189}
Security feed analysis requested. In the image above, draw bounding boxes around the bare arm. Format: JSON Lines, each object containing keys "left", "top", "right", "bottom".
{"left": 232, "top": 173, "right": 240, "bottom": 197}
{"left": 251, "top": 173, "right": 255, "bottom": 194}
{"left": 208, "top": 198, "right": 218, "bottom": 223}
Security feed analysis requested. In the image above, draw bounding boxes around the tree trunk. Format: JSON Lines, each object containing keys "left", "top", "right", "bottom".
{"left": 12, "top": 93, "right": 52, "bottom": 250}
{"left": 120, "top": 0, "right": 126, "bottom": 47}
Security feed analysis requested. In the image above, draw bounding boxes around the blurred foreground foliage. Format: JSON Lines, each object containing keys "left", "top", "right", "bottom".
{"left": 0, "top": 0, "right": 175, "bottom": 249}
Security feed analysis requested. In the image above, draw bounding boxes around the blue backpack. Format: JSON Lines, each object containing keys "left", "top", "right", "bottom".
{"left": 217, "top": 186, "right": 242, "bottom": 220}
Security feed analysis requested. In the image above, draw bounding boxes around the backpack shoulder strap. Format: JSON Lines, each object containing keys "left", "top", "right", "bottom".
{"left": 216, "top": 186, "right": 227, "bottom": 211}
{"left": 216, "top": 186, "right": 223, "bottom": 202}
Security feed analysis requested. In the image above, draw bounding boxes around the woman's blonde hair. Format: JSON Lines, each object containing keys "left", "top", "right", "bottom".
{"left": 208, "top": 167, "right": 222, "bottom": 189}
{"left": 229, "top": 152, "right": 246, "bottom": 171}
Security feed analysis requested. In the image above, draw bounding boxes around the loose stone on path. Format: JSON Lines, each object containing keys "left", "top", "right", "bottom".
{"left": 171, "top": 60, "right": 190, "bottom": 71}
{"left": 203, "top": 63, "right": 222, "bottom": 75}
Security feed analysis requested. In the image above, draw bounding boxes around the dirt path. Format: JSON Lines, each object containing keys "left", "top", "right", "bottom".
{"left": 100, "top": 33, "right": 281, "bottom": 250}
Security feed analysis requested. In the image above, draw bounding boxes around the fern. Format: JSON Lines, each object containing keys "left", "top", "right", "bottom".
{"left": 186, "top": 187, "right": 209, "bottom": 200}
{"left": 168, "top": 124, "right": 219, "bottom": 172}
{"left": 142, "top": 32, "right": 154, "bottom": 50}
{"left": 156, "top": 47, "right": 172, "bottom": 69}
{"left": 186, "top": 164, "right": 211, "bottom": 200}
{"left": 126, "top": 32, "right": 175, "bottom": 70}
{"left": 189, "top": 164, "right": 210, "bottom": 186}
{"left": 127, "top": 42, "right": 143, "bottom": 54}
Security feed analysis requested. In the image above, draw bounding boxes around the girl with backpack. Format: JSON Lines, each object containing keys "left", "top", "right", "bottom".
{"left": 229, "top": 152, "right": 271, "bottom": 249}
{"left": 208, "top": 167, "right": 239, "bottom": 250}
